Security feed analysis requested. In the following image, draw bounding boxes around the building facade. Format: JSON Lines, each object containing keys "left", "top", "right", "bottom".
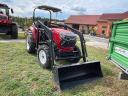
{"left": 65, "top": 15, "right": 100, "bottom": 34}
{"left": 65, "top": 12, "right": 128, "bottom": 38}
{"left": 97, "top": 12, "right": 128, "bottom": 38}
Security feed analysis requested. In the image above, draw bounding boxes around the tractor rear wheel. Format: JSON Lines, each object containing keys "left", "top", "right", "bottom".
{"left": 26, "top": 34, "right": 36, "bottom": 53}
{"left": 11, "top": 24, "right": 18, "bottom": 39}
{"left": 68, "top": 46, "right": 81, "bottom": 63}
{"left": 37, "top": 45, "right": 51, "bottom": 69}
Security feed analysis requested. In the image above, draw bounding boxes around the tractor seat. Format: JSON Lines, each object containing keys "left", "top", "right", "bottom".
{"left": 44, "top": 21, "right": 50, "bottom": 27}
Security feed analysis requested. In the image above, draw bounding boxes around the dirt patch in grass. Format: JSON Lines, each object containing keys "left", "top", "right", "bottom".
{"left": 0, "top": 43, "right": 128, "bottom": 96}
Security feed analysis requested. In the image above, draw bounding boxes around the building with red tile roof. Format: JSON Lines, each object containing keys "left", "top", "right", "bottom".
{"left": 97, "top": 12, "right": 128, "bottom": 38}
{"left": 65, "top": 12, "right": 128, "bottom": 38}
{"left": 65, "top": 15, "right": 101, "bottom": 34}
{"left": 65, "top": 15, "right": 100, "bottom": 25}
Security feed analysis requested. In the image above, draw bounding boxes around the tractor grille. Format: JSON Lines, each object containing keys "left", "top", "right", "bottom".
{"left": 0, "top": 16, "right": 7, "bottom": 20}
{"left": 61, "top": 36, "right": 76, "bottom": 47}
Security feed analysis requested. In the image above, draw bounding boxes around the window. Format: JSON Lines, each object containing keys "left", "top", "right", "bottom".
{"left": 102, "top": 26, "right": 107, "bottom": 30}
{"left": 0, "top": 7, "right": 9, "bottom": 15}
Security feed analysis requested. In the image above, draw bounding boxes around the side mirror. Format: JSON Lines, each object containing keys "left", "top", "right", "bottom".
{"left": 11, "top": 8, "right": 14, "bottom": 14}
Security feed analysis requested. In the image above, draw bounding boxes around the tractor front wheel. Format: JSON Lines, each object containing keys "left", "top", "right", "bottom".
{"left": 26, "top": 34, "right": 36, "bottom": 53}
{"left": 11, "top": 24, "right": 18, "bottom": 39}
{"left": 37, "top": 45, "right": 51, "bottom": 69}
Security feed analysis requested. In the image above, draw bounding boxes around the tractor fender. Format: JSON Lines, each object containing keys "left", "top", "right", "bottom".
{"left": 29, "top": 26, "right": 38, "bottom": 43}
{"left": 38, "top": 42, "right": 50, "bottom": 47}
{"left": 11, "top": 22, "right": 18, "bottom": 26}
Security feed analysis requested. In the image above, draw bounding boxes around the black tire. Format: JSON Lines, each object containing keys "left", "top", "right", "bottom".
{"left": 118, "top": 72, "right": 128, "bottom": 80}
{"left": 26, "top": 34, "right": 36, "bottom": 53}
{"left": 68, "top": 46, "right": 81, "bottom": 63}
{"left": 11, "top": 24, "right": 18, "bottom": 39}
{"left": 37, "top": 45, "right": 51, "bottom": 69}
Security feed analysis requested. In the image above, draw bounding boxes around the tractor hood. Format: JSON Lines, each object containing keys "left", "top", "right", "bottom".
{"left": 0, "top": 14, "right": 11, "bottom": 24}
{"left": 52, "top": 28, "right": 77, "bottom": 51}
{"left": 0, "top": 14, "right": 7, "bottom": 19}
{"left": 51, "top": 28, "right": 77, "bottom": 39}
{"left": 51, "top": 28, "right": 77, "bottom": 36}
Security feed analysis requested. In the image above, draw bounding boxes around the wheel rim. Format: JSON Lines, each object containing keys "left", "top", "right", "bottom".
{"left": 26, "top": 36, "right": 30, "bottom": 50}
{"left": 39, "top": 50, "right": 47, "bottom": 65}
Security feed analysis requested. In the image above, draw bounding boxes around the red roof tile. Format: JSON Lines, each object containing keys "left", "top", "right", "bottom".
{"left": 99, "top": 12, "right": 128, "bottom": 20}
{"left": 65, "top": 15, "right": 101, "bottom": 25}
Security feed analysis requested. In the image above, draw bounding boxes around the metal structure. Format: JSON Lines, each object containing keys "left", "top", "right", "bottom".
{"left": 109, "top": 20, "right": 128, "bottom": 76}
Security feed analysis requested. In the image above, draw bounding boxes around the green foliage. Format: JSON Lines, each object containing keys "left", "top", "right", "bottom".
{"left": 12, "top": 16, "right": 33, "bottom": 29}
{"left": 12, "top": 16, "right": 50, "bottom": 30}
{"left": 18, "top": 33, "right": 26, "bottom": 39}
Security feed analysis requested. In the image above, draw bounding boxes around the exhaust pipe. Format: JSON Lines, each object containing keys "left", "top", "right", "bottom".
{"left": 53, "top": 61, "right": 103, "bottom": 90}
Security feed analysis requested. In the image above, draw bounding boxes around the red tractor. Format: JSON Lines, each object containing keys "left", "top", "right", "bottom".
{"left": 26, "top": 5, "right": 103, "bottom": 90}
{"left": 0, "top": 3, "right": 18, "bottom": 39}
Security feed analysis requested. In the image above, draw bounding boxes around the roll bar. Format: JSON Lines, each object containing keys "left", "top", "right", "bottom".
{"left": 33, "top": 5, "right": 61, "bottom": 23}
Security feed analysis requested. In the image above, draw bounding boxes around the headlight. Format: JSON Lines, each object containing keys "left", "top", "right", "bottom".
{"left": 60, "top": 32, "right": 67, "bottom": 38}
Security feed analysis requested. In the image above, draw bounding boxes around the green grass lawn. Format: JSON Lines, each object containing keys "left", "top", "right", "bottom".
{"left": 18, "top": 33, "right": 26, "bottom": 39}
{"left": 0, "top": 42, "right": 128, "bottom": 96}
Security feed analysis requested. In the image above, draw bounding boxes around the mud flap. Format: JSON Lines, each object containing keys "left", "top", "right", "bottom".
{"left": 53, "top": 61, "right": 103, "bottom": 90}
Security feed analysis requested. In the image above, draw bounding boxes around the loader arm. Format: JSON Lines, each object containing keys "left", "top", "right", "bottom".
{"left": 35, "top": 20, "right": 55, "bottom": 67}
{"left": 52, "top": 23, "right": 88, "bottom": 62}
{"left": 63, "top": 24, "right": 87, "bottom": 62}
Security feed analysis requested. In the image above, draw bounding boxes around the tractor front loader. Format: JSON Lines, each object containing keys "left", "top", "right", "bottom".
{"left": 26, "top": 5, "right": 103, "bottom": 90}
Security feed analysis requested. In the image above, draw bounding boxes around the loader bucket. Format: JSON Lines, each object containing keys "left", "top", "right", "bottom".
{"left": 53, "top": 61, "right": 103, "bottom": 90}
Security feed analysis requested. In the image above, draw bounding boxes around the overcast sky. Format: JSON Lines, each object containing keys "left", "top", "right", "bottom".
{"left": 1, "top": 0, "right": 128, "bottom": 19}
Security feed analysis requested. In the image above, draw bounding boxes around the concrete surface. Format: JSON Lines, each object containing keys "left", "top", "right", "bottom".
{"left": 0, "top": 34, "right": 110, "bottom": 50}
{"left": 84, "top": 35, "right": 109, "bottom": 50}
